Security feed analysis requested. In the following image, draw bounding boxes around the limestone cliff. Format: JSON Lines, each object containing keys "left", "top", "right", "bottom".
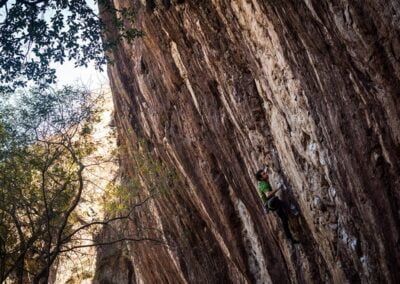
{"left": 96, "top": 0, "right": 400, "bottom": 283}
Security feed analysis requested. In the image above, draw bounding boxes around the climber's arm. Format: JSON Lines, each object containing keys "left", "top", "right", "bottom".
{"left": 258, "top": 180, "right": 280, "bottom": 203}
{"left": 265, "top": 188, "right": 280, "bottom": 199}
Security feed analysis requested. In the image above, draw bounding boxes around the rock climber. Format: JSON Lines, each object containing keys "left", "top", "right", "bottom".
{"left": 255, "top": 166, "right": 299, "bottom": 244}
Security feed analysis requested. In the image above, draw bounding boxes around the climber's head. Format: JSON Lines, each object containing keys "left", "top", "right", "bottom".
{"left": 255, "top": 167, "right": 268, "bottom": 181}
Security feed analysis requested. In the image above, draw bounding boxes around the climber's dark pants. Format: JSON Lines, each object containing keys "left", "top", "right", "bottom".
{"left": 267, "top": 197, "right": 295, "bottom": 242}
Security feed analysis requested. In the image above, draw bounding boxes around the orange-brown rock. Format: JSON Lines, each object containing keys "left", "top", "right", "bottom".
{"left": 96, "top": 1, "right": 400, "bottom": 283}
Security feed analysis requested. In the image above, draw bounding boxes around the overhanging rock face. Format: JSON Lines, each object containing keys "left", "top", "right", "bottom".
{"left": 97, "top": 1, "right": 400, "bottom": 283}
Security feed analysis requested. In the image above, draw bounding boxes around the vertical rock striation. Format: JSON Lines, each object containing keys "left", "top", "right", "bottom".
{"left": 96, "top": 0, "right": 400, "bottom": 283}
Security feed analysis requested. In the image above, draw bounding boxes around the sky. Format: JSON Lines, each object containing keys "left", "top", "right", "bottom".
{"left": 54, "top": 61, "right": 109, "bottom": 90}
{"left": 54, "top": 0, "right": 109, "bottom": 90}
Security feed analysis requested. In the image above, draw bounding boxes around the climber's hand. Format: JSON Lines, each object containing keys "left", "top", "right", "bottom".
{"left": 263, "top": 203, "right": 269, "bottom": 214}
{"left": 266, "top": 188, "right": 280, "bottom": 199}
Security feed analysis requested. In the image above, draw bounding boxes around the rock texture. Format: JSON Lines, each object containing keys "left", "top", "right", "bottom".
{"left": 96, "top": 0, "right": 400, "bottom": 283}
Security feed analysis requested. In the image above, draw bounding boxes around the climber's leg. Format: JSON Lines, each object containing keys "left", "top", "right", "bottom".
{"left": 281, "top": 200, "right": 300, "bottom": 216}
{"left": 267, "top": 196, "right": 280, "bottom": 210}
{"left": 288, "top": 203, "right": 300, "bottom": 216}
{"left": 276, "top": 205, "right": 299, "bottom": 244}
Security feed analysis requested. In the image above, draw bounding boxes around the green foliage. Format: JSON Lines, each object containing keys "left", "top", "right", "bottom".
{"left": 103, "top": 139, "right": 179, "bottom": 215}
{"left": 65, "top": 267, "right": 93, "bottom": 283}
{"left": 0, "top": 86, "right": 102, "bottom": 282}
{"left": 0, "top": 0, "right": 143, "bottom": 91}
{"left": 81, "top": 271, "right": 94, "bottom": 280}
{"left": 103, "top": 182, "right": 138, "bottom": 214}
{"left": 132, "top": 142, "right": 178, "bottom": 195}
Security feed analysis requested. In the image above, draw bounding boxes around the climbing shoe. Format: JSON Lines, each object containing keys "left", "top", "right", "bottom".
{"left": 289, "top": 204, "right": 299, "bottom": 216}
{"left": 291, "top": 239, "right": 300, "bottom": 245}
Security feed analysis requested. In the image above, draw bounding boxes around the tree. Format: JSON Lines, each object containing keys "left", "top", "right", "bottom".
{"left": 0, "top": 0, "right": 141, "bottom": 91}
{"left": 0, "top": 87, "right": 99, "bottom": 283}
{"left": 0, "top": 87, "right": 162, "bottom": 283}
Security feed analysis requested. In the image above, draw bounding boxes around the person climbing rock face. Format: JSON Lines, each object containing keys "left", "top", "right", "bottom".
{"left": 255, "top": 166, "right": 299, "bottom": 244}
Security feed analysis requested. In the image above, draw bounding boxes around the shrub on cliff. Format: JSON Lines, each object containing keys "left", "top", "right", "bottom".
{"left": 103, "top": 139, "right": 180, "bottom": 215}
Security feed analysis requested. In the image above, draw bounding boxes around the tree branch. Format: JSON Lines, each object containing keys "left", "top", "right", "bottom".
{"left": 59, "top": 237, "right": 167, "bottom": 253}
{"left": 60, "top": 194, "right": 155, "bottom": 243}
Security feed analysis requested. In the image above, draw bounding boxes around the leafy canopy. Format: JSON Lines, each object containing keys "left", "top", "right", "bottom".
{"left": 0, "top": 86, "right": 102, "bottom": 283}
{"left": 0, "top": 0, "right": 141, "bottom": 91}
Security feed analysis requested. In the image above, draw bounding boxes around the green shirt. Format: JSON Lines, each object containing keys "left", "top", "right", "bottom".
{"left": 258, "top": 180, "right": 271, "bottom": 204}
